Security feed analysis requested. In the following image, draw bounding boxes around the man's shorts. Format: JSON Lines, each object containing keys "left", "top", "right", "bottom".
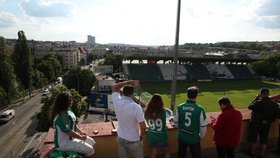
{"left": 247, "top": 122, "right": 271, "bottom": 144}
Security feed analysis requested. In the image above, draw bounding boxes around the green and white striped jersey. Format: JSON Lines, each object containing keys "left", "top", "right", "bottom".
{"left": 173, "top": 101, "right": 207, "bottom": 144}
{"left": 53, "top": 109, "right": 76, "bottom": 148}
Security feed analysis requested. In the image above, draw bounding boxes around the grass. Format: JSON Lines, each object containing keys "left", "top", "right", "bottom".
{"left": 138, "top": 80, "right": 280, "bottom": 112}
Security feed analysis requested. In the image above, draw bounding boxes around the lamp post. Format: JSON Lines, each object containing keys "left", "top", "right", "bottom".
{"left": 171, "top": 0, "right": 181, "bottom": 112}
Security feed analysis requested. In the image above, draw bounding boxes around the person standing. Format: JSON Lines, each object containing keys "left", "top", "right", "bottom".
{"left": 247, "top": 88, "right": 279, "bottom": 158}
{"left": 145, "top": 94, "right": 170, "bottom": 158}
{"left": 210, "top": 97, "right": 242, "bottom": 158}
{"left": 269, "top": 94, "right": 280, "bottom": 155}
{"left": 173, "top": 86, "right": 207, "bottom": 158}
{"left": 50, "top": 91, "right": 96, "bottom": 158}
{"left": 112, "top": 80, "right": 147, "bottom": 158}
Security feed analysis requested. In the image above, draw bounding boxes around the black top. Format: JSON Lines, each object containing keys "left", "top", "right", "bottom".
{"left": 248, "top": 97, "right": 279, "bottom": 123}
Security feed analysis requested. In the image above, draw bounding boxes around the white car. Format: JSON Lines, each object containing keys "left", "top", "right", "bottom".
{"left": 0, "top": 109, "right": 15, "bottom": 123}
{"left": 42, "top": 88, "right": 50, "bottom": 96}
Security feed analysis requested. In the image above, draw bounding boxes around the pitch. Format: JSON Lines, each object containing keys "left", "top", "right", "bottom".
{"left": 138, "top": 80, "right": 280, "bottom": 112}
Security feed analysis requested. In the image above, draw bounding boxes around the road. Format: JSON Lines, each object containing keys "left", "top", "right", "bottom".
{"left": 0, "top": 92, "right": 42, "bottom": 158}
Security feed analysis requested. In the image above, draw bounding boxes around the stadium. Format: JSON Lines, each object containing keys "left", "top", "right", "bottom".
{"left": 118, "top": 49, "right": 280, "bottom": 112}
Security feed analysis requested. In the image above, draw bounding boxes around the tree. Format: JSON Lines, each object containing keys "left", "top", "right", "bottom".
{"left": 33, "top": 69, "right": 47, "bottom": 89}
{"left": 13, "top": 31, "right": 34, "bottom": 90}
{"left": 103, "top": 53, "right": 123, "bottom": 72}
{"left": 37, "top": 85, "right": 87, "bottom": 132}
{"left": 0, "top": 37, "right": 18, "bottom": 106}
{"left": 63, "top": 68, "right": 96, "bottom": 96}
{"left": 87, "top": 53, "right": 97, "bottom": 64}
{"left": 251, "top": 52, "right": 280, "bottom": 78}
{"left": 35, "top": 55, "right": 62, "bottom": 81}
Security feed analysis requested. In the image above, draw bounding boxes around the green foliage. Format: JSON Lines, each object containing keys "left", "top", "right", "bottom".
{"left": 35, "top": 55, "right": 62, "bottom": 81}
{"left": 0, "top": 87, "right": 8, "bottom": 107}
{"left": 102, "top": 53, "right": 123, "bottom": 72}
{"left": 87, "top": 53, "right": 97, "bottom": 64}
{"left": 251, "top": 52, "right": 280, "bottom": 78}
{"left": 37, "top": 85, "right": 87, "bottom": 132}
{"left": 33, "top": 69, "right": 47, "bottom": 89}
{"left": 63, "top": 68, "right": 96, "bottom": 96}
{"left": 0, "top": 36, "right": 18, "bottom": 107}
{"left": 13, "top": 31, "right": 34, "bottom": 90}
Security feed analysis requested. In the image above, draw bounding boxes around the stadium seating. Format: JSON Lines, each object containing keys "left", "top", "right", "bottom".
{"left": 125, "top": 64, "right": 164, "bottom": 82}
{"left": 123, "top": 63, "right": 258, "bottom": 82}
{"left": 226, "top": 64, "right": 256, "bottom": 79}
{"left": 206, "top": 63, "right": 234, "bottom": 80}
{"left": 185, "top": 63, "right": 212, "bottom": 81}
{"left": 158, "top": 64, "right": 187, "bottom": 81}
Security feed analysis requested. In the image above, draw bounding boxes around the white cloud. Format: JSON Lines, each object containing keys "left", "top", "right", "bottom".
{"left": 21, "top": 0, "right": 75, "bottom": 18}
{"left": 0, "top": 0, "right": 279, "bottom": 44}
{"left": 247, "top": 0, "right": 280, "bottom": 29}
{"left": 0, "top": 12, "right": 20, "bottom": 28}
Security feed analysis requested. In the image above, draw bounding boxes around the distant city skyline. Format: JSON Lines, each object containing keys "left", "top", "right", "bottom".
{"left": 0, "top": 0, "right": 279, "bottom": 45}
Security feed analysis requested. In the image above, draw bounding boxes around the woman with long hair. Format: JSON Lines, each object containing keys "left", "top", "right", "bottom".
{"left": 145, "top": 93, "right": 170, "bottom": 158}
{"left": 50, "top": 91, "right": 96, "bottom": 158}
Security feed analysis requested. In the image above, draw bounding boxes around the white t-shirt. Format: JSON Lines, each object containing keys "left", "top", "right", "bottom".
{"left": 112, "top": 92, "right": 145, "bottom": 141}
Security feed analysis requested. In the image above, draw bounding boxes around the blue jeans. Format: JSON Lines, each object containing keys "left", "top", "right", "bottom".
{"left": 117, "top": 136, "right": 143, "bottom": 158}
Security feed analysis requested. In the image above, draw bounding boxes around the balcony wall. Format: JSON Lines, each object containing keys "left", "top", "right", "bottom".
{"left": 40, "top": 109, "right": 279, "bottom": 158}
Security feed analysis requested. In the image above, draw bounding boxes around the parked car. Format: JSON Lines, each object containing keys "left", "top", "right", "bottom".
{"left": 0, "top": 109, "right": 15, "bottom": 123}
{"left": 42, "top": 88, "right": 50, "bottom": 96}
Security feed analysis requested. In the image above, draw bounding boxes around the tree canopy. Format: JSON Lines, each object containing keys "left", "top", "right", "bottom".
{"left": 251, "top": 52, "right": 280, "bottom": 78}
{"left": 0, "top": 36, "right": 18, "bottom": 107}
{"left": 63, "top": 67, "right": 96, "bottom": 96}
{"left": 37, "top": 85, "right": 87, "bottom": 132}
{"left": 13, "top": 31, "right": 34, "bottom": 90}
{"left": 102, "top": 53, "right": 123, "bottom": 72}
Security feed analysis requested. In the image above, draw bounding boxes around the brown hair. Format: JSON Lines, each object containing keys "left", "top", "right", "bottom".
{"left": 145, "top": 93, "right": 164, "bottom": 120}
{"left": 49, "top": 91, "right": 72, "bottom": 123}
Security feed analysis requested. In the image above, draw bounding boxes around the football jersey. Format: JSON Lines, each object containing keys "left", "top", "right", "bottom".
{"left": 53, "top": 109, "right": 76, "bottom": 148}
{"left": 174, "top": 101, "right": 206, "bottom": 144}
{"left": 146, "top": 109, "right": 168, "bottom": 145}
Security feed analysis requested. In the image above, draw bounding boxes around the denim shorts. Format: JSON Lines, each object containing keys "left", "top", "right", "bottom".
{"left": 117, "top": 136, "right": 143, "bottom": 158}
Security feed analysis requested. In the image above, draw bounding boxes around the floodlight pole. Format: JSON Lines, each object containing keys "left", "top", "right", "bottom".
{"left": 171, "top": 0, "right": 181, "bottom": 112}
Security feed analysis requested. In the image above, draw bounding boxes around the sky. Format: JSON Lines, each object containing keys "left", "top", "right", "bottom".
{"left": 0, "top": 0, "right": 279, "bottom": 45}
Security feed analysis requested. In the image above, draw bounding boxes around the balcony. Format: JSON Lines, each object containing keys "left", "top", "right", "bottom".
{"left": 39, "top": 109, "right": 280, "bottom": 158}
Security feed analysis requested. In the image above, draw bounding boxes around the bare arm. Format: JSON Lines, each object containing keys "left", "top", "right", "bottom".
{"left": 76, "top": 125, "right": 86, "bottom": 135}
{"left": 139, "top": 121, "right": 147, "bottom": 137}
{"left": 112, "top": 80, "right": 139, "bottom": 93}
{"left": 67, "top": 130, "right": 87, "bottom": 141}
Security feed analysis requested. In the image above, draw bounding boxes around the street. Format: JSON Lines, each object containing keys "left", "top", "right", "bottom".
{"left": 0, "top": 92, "right": 42, "bottom": 158}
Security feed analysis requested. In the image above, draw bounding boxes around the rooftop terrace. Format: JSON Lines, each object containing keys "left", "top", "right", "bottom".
{"left": 39, "top": 109, "right": 280, "bottom": 158}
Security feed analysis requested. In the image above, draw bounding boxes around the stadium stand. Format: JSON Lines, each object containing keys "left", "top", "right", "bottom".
{"left": 185, "top": 63, "right": 212, "bottom": 81}
{"left": 206, "top": 63, "right": 234, "bottom": 80}
{"left": 125, "top": 64, "right": 164, "bottom": 82}
{"left": 158, "top": 64, "right": 187, "bottom": 81}
{"left": 123, "top": 63, "right": 258, "bottom": 82}
{"left": 226, "top": 64, "right": 256, "bottom": 79}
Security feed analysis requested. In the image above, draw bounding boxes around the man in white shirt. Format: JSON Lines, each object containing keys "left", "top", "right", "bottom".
{"left": 112, "top": 80, "right": 147, "bottom": 158}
